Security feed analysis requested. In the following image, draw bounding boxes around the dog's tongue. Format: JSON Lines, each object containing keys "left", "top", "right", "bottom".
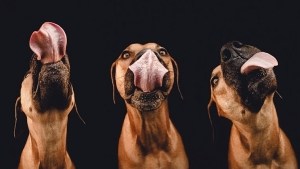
{"left": 129, "top": 49, "right": 168, "bottom": 92}
{"left": 241, "top": 52, "right": 278, "bottom": 74}
{"left": 29, "top": 22, "right": 67, "bottom": 64}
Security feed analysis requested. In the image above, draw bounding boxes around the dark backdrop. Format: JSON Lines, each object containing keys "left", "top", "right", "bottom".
{"left": 1, "top": 1, "right": 299, "bottom": 169}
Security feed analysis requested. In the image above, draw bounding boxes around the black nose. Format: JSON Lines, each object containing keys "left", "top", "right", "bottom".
{"left": 220, "top": 41, "right": 244, "bottom": 62}
{"left": 221, "top": 49, "right": 231, "bottom": 62}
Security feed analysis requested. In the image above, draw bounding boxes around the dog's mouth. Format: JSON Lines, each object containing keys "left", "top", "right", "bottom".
{"left": 123, "top": 49, "right": 172, "bottom": 112}
{"left": 29, "top": 54, "right": 72, "bottom": 112}
{"left": 220, "top": 41, "right": 278, "bottom": 112}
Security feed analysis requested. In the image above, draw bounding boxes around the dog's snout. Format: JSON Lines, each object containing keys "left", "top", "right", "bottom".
{"left": 134, "top": 49, "right": 160, "bottom": 62}
{"left": 135, "top": 50, "right": 147, "bottom": 61}
{"left": 220, "top": 41, "right": 246, "bottom": 62}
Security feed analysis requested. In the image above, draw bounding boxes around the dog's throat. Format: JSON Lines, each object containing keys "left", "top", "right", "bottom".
{"left": 129, "top": 89, "right": 165, "bottom": 112}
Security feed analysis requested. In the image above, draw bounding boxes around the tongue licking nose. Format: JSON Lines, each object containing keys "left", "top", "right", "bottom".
{"left": 129, "top": 49, "right": 168, "bottom": 92}
{"left": 240, "top": 52, "right": 278, "bottom": 74}
{"left": 29, "top": 22, "right": 67, "bottom": 64}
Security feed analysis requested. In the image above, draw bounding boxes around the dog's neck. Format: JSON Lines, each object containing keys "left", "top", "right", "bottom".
{"left": 125, "top": 99, "right": 170, "bottom": 153}
{"left": 19, "top": 110, "right": 73, "bottom": 169}
{"left": 230, "top": 94, "right": 281, "bottom": 162}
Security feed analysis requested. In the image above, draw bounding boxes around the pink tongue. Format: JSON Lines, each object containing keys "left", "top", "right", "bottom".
{"left": 240, "top": 52, "right": 278, "bottom": 74}
{"left": 29, "top": 22, "right": 67, "bottom": 64}
{"left": 129, "top": 49, "right": 168, "bottom": 92}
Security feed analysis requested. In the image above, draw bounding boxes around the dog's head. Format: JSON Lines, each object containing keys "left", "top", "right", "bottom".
{"left": 209, "top": 41, "right": 278, "bottom": 120}
{"left": 14, "top": 22, "right": 84, "bottom": 137}
{"left": 111, "top": 43, "right": 182, "bottom": 112}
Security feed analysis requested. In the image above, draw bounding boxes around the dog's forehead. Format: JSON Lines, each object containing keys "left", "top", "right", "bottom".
{"left": 125, "top": 43, "right": 161, "bottom": 52}
{"left": 211, "top": 65, "right": 222, "bottom": 78}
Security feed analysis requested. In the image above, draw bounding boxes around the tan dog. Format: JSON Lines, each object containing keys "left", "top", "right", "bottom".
{"left": 14, "top": 22, "right": 84, "bottom": 169}
{"left": 208, "top": 41, "right": 297, "bottom": 168}
{"left": 111, "top": 43, "right": 188, "bottom": 169}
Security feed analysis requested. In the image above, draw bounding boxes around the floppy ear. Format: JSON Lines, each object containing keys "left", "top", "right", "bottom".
{"left": 110, "top": 61, "right": 117, "bottom": 104}
{"left": 73, "top": 101, "right": 85, "bottom": 124}
{"left": 70, "top": 84, "right": 86, "bottom": 124}
{"left": 14, "top": 97, "right": 28, "bottom": 138}
{"left": 170, "top": 57, "right": 183, "bottom": 100}
{"left": 207, "top": 96, "right": 215, "bottom": 141}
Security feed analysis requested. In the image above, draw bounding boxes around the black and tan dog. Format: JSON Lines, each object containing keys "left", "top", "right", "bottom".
{"left": 208, "top": 41, "right": 297, "bottom": 168}
{"left": 14, "top": 22, "right": 84, "bottom": 169}
{"left": 111, "top": 43, "right": 188, "bottom": 169}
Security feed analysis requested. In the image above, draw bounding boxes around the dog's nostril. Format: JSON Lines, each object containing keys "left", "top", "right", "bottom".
{"left": 232, "top": 41, "right": 243, "bottom": 48}
{"left": 222, "top": 49, "right": 231, "bottom": 62}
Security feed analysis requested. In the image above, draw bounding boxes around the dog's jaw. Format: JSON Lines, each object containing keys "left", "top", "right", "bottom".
{"left": 129, "top": 88, "right": 166, "bottom": 112}
{"left": 124, "top": 68, "right": 171, "bottom": 112}
{"left": 220, "top": 41, "right": 278, "bottom": 112}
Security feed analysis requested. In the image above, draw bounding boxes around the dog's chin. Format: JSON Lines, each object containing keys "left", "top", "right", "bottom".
{"left": 246, "top": 68, "right": 277, "bottom": 92}
{"left": 240, "top": 68, "right": 277, "bottom": 112}
{"left": 125, "top": 88, "right": 166, "bottom": 112}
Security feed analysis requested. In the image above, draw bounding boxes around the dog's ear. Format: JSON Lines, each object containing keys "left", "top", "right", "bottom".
{"left": 73, "top": 101, "right": 86, "bottom": 124}
{"left": 110, "top": 61, "right": 117, "bottom": 104}
{"left": 70, "top": 84, "right": 86, "bottom": 124}
{"left": 170, "top": 57, "right": 183, "bottom": 100}
{"left": 14, "top": 97, "right": 28, "bottom": 138}
{"left": 207, "top": 96, "right": 215, "bottom": 141}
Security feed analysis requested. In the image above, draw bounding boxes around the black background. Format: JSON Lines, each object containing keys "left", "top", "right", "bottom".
{"left": 1, "top": 1, "right": 299, "bottom": 169}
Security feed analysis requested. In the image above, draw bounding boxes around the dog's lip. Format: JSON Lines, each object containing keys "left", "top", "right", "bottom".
{"left": 125, "top": 87, "right": 167, "bottom": 100}
{"left": 240, "top": 52, "right": 278, "bottom": 74}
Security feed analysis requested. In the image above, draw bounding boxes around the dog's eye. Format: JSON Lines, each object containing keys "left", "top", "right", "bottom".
{"left": 211, "top": 76, "right": 219, "bottom": 87}
{"left": 159, "top": 48, "right": 168, "bottom": 56}
{"left": 122, "top": 51, "right": 130, "bottom": 59}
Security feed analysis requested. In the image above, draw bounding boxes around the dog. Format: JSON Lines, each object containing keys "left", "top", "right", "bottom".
{"left": 110, "top": 43, "right": 189, "bottom": 169}
{"left": 208, "top": 41, "right": 298, "bottom": 168}
{"left": 14, "top": 22, "right": 84, "bottom": 169}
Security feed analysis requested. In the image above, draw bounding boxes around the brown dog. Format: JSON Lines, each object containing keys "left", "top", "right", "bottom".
{"left": 208, "top": 41, "right": 297, "bottom": 168}
{"left": 14, "top": 22, "right": 84, "bottom": 169}
{"left": 111, "top": 43, "right": 188, "bottom": 169}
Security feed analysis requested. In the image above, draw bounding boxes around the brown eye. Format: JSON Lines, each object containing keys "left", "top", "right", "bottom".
{"left": 122, "top": 51, "right": 130, "bottom": 59}
{"left": 159, "top": 48, "right": 167, "bottom": 55}
{"left": 211, "top": 76, "right": 219, "bottom": 87}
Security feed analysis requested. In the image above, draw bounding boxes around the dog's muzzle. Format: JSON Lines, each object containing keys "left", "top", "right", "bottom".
{"left": 31, "top": 55, "right": 72, "bottom": 112}
{"left": 220, "top": 41, "right": 278, "bottom": 112}
{"left": 124, "top": 49, "right": 172, "bottom": 112}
